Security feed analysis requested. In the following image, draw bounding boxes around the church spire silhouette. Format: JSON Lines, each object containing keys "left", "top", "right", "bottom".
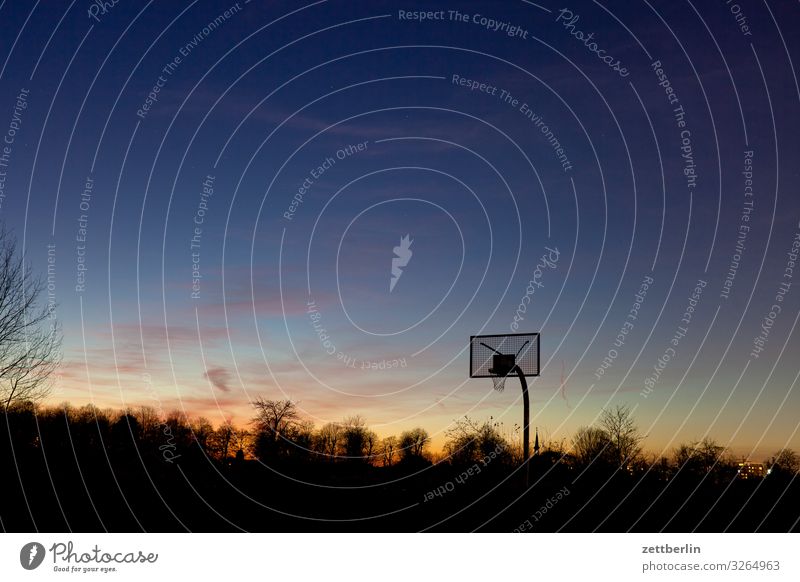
{"left": 534, "top": 427, "right": 540, "bottom": 455}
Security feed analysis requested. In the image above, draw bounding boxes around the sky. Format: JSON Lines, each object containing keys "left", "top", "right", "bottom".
{"left": 0, "top": 0, "right": 798, "bottom": 458}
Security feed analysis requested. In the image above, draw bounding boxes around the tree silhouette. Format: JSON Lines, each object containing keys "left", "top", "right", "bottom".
{"left": 135, "top": 405, "right": 163, "bottom": 444}
{"left": 209, "top": 420, "right": 235, "bottom": 460}
{"left": 252, "top": 398, "right": 298, "bottom": 439}
{"left": 444, "top": 418, "right": 507, "bottom": 465}
{"left": 672, "top": 438, "right": 735, "bottom": 484}
{"left": 315, "top": 422, "right": 342, "bottom": 462}
{"left": 571, "top": 425, "right": 611, "bottom": 467}
{"left": 0, "top": 229, "right": 61, "bottom": 409}
{"left": 110, "top": 413, "right": 141, "bottom": 454}
{"left": 340, "top": 415, "right": 378, "bottom": 463}
{"left": 380, "top": 436, "right": 398, "bottom": 467}
{"left": 252, "top": 398, "right": 299, "bottom": 458}
{"left": 398, "top": 427, "right": 430, "bottom": 464}
{"left": 232, "top": 427, "right": 251, "bottom": 460}
{"left": 599, "top": 404, "right": 643, "bottom": 468}
{"left": 767, "top": 448, "right": 799, "bottom": 476}
{"left": 190, "top": 417, "right": 214, "bottom": 455}
{"left": 285, "top": 419, "right": 315, "bottom": 460}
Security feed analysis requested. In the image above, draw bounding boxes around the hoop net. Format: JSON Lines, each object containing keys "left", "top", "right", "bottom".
{"left": 490, "top": 375, "right": 507, "bottom": 392}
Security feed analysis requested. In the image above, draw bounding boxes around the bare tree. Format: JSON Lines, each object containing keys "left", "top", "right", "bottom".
{"left": 363, "top": 429, "right": 378, "bottom": 464}
{"left": 672, "top": 438, "right": 731, "bottom": 480}
{"left": 767, "top": 448, "right": 799, "bottom": 475}
{"left": 209, "top": 419, "right": 235, "bottom": 460}
{"left": 599, "top": 404, "right": 643, "bottom": 468}
{"left": 285, "top": 419, "right": 315, "bottom": 459}
{"left": 340, "top": 415, "right": 377, "bottom": 463}
{"left": 444, "top": 417, "right": 483, "bottom": 464}
{"left": 316, "top": 422, "right": 342, "bottom": 461}
{"left": 399, "top": 427, "right": 430, "bottom": 461}
{"left": 0, "top": 229, "right": 61, "bottom": 409}
{"left": 251, "top": 397, "right": 298, "bottom": 442}
{"left": 571, "top": 425, "right": 611, "bottom": 466}
{"left": 380, "top": 436, "right": 398, "bottom": 467}
{"left": 190, "top": 416, "right": 214, "bottom": 454}
{"left": 232, "top": 427, "right": 251, "bottom": 459}
{"left": 135, "top": 405, "right": 163, "bottom": 443}
{"left": 443, "top": 418, "right": 508, "bottom": 465}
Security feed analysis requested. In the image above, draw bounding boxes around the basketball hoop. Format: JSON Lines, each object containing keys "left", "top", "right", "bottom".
{"left": 487, "top": 350, "right": 518, "bottom": 392}
{"left": 470, "top": 334, "right": 539, "bottom": 379}
{"left": 469, "top": 333, "right": 541, "bottom": 487}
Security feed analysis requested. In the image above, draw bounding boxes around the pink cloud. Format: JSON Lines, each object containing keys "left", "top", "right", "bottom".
{"left": 204, "top": 366, "right": 232, "bottom": 392}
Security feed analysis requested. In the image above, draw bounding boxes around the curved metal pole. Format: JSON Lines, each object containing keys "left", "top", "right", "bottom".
{"left": 515, "top": 366, "right": 530, "bottom": 487}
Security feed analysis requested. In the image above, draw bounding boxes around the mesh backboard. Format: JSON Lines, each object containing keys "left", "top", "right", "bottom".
{"left": 470, "top": 333, "right": 540, "bottom": 377}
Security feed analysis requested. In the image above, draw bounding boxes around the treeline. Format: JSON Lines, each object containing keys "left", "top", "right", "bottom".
{"left": 2, "top": 399, "right": 799, "bottom": 477}
{"left": 0, "top": 399, "right": 433, "bottom": 468}
{"left": 1, "top": 399, "right": 799, "bottom": 532}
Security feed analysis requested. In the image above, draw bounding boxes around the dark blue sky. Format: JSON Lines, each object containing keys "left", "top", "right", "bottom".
{"left": 1, "top": 0, "right": 798, "bottom": 457}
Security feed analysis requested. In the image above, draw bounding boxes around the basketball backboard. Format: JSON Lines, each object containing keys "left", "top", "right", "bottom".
{"left": 469, "top": 333, "right": 540, "bottom": 378}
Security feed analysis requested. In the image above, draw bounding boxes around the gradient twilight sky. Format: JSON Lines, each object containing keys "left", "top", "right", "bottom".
{"left": 1, "top": 0, "right": 799, "bottom": 458}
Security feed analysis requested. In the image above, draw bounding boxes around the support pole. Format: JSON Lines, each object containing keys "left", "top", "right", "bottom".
{"left": 515, "top": 365, "right": 530, "bottom": 487}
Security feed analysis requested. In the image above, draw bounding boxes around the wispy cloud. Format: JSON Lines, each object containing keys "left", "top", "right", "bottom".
{"left": 204, "top": 366, "right": 232, "bottom": 392}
